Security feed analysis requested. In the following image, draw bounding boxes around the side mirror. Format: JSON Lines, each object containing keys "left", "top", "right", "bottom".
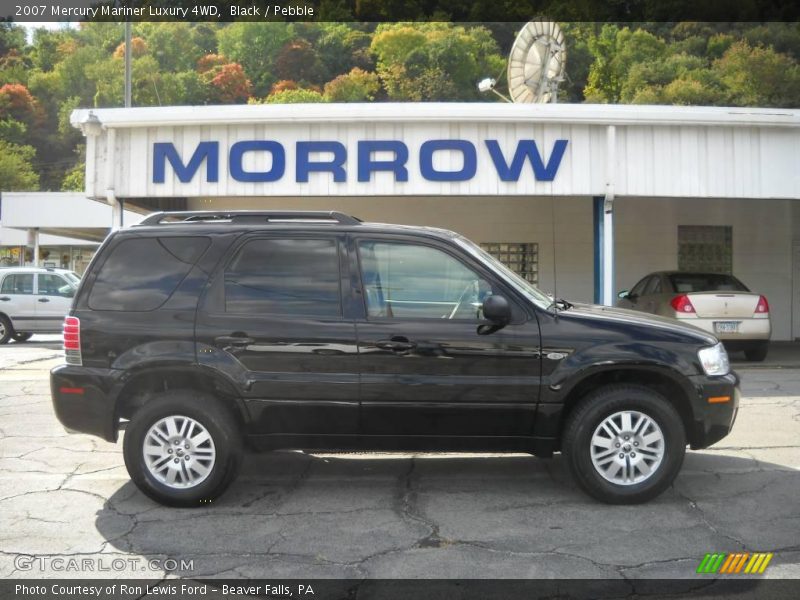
{"left": 482, "top": 294, "right": 511, "bottom": 326}
{"left": 617, "top": 290, "right": 629, "bottom": 299}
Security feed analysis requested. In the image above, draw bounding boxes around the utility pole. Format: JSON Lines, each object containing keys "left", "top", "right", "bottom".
{"left": 124, "top": 20, "right": 132, "bottom": 108}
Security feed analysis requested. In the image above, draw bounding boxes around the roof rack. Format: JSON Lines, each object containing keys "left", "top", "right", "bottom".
{"left": 138, "top": 211, "right": 362, "bottom": 226}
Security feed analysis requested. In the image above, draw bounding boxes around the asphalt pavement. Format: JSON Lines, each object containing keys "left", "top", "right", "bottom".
{"left": 0, "top": 338, "right": 798, "bottom": 581}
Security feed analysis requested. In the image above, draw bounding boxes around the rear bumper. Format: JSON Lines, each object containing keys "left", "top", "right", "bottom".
{"left": 50, "top": 364, "right": 120, "bottom": 442}
{"left": 676, "top": 316, "right": 770, "bottom": 341}
{"left": 686, "top": 371, "right": 740, "bottom": 449}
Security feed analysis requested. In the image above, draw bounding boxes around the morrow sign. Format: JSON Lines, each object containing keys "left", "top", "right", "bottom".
{"left": 153, "top": 139, "right": 570, "bottom": 184}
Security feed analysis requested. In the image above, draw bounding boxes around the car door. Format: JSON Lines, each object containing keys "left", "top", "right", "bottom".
{"left": 639, "top": 274, "right": 663, "bottom": 315}
{"left": 352, "top": 234, "right": 541, "bottom": 438}
{"left": 195, "top": 233, "right": 359, "bottom": 436}
{"left": 620, "top": 275, "right": 652, "bottom": 311}
{"left": 0, "top": 273, "right": 37, "bottom": 331}
{"left": 35, "top": 273, "right": 75, "bottom": 331}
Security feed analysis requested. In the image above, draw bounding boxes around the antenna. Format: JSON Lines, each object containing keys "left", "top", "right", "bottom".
{"left": 507, "top": 20, "right": 567, "bottom": 103}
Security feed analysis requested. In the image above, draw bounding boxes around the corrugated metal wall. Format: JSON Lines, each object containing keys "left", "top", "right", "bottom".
{"left": 87, "top": 121, "right": 800, "bottom": 200}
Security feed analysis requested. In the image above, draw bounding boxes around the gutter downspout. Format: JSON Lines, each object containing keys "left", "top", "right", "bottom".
{"left": 602, "top": 125, "right": 616, "bottom": 306}
{"left": 104, "top": 127, "right": 122, "bottom": 231}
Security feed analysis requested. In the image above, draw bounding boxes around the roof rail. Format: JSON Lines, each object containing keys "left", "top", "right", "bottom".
{"left": 137, "top": 211, "right": 362, "bottom": 226}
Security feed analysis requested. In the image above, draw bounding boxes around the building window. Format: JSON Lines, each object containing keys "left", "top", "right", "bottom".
{"left": 480, "top": 242, "right": 539, "bottom": 285}
{"left": 678, "top": 226, "right": 732, "bottom": 274}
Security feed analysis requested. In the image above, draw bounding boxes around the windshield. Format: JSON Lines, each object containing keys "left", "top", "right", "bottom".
{"left": 454, "top": 235, "right": 552, "bottom": 310}
{"left": 64, "top": 271, "right": 81, "bottom": 284}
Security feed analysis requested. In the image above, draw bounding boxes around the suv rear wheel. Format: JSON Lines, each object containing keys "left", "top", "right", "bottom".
{"left": 123, "top": 390, "right": 243, "bottom": 507}
{"left": 562, "top": 384, "right": 686, "bottom": 504}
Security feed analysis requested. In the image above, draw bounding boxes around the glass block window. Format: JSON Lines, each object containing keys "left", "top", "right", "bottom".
{"left": 480, "top": 242, "right": 539, "bottom": 285}
{"left": 678, "top": 226, "right": 732, "bottom": 274}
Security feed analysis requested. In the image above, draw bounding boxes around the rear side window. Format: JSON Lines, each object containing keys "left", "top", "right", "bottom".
{"left": 1, "top": 273, "right": 33, "bottom": 295}
{"left": 88, "top": 237, "right": 209, "bottom": 311}
{"left": 224, "top": 238, "right": 340, "bottom": 316}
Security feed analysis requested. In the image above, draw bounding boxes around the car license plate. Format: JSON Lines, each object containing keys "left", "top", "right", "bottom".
{"left": 714, "top": 321, "right": 740, "bottom": 334}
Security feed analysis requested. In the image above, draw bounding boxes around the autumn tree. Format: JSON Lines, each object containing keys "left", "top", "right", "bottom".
{"left": 324, "top": 67, "right": 381, "bottom": 101}
{"left": 275, "top": 39, "right": 323, "bottom": 85}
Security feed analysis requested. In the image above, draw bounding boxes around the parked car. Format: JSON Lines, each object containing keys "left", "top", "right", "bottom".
{"left": 0, "top": 267, "right": 79, "bottom": 344}
{"left": 51, "top": 211, "right": 739, "bottom": 507}
{"left": 617, "top": 271, "right": 770, "bottom": 361}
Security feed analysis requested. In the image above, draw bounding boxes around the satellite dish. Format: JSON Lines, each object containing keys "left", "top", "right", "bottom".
{"left": 507, "top": 20, "right": 567, "bottom": 103}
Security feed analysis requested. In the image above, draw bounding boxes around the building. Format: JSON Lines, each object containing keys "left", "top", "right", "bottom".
{"left": 0, "top": 192, "right": 144, "bottom": 273}
{"left": 69, "top": 103, "right": 800, "bottom": 340}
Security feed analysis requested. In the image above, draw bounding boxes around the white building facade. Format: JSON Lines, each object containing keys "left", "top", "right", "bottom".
{"left": 70, "top": 103, "right": 800, "bottom": 340}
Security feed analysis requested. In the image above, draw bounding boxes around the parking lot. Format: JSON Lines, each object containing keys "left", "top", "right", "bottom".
{"left": 0, "top": 338, "right": 798, "bottom": 581}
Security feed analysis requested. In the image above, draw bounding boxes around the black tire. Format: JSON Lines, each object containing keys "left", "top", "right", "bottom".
{"left": 0, "top": 315, "right": 13, "bottom": 345}
{"left": 744, "top": 342, "right": 768, "bottom": 362}
{"left": 123, "top": 390, "right": 243, "bottom": 507}
{"left": 562, "top": 384, "right": 686, "bottom": 504}
{"left": 12, "top": 332, "right": 32, "bottom": 342}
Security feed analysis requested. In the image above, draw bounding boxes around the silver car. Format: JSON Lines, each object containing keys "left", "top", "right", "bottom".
{"left": 617, "top": 271, "right": 771, "bottom": 361}
{"left": 0, "top": 267, "right": 79, "bottom": 344}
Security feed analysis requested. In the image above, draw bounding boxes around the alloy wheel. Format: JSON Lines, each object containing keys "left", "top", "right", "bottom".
{"left": 590, "top": 410, "right": 665, "bottom": 486}
{"left": 142, "top": 415, "right": 216, "bottom": 489}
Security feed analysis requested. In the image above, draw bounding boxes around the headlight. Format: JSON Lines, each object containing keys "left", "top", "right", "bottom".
{"left": 698, "top": 342, "right": 730, "bottom": 376}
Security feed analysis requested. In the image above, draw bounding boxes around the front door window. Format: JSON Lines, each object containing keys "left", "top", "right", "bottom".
{"left": 357, "top": 240, "right": 491, "bottom": 320}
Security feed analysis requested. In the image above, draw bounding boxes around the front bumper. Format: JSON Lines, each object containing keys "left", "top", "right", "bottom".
{"left": 686, "top": 371, "right": 740, "bottom": 449}
{"left": 50, "top": 364, "right": 120, "bottom": 442}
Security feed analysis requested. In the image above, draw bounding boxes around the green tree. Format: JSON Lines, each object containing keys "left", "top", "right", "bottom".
{"left": 370, "top": 23, "right": 504, "bottom": 101}
{"left": 714, "top": 40, "right": 800, "bottom": 107}
{"left": 61, "top": 161, "right": 84, "bottom": 191}
{"left": 217, "top": 22, "right": 294, "bottom": 96}
{"left": 0, "top": 23, "right": 25, "bottom": 57}
{"left": 0, "top": 140, "right": 39, "bottom": 190}
{"left": 262, "top": 89, "right": 327, "bottom": 103}
{"left": 585, "top": 26, "right": 667, "bottom": 103}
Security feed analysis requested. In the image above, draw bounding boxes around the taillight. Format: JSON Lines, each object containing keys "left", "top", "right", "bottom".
{"left": 754, "top": 295, "right": 769, "bottom": 318}
{"left": 63, "top": 316, "right": 82, "bottom": 366}
{"left": 670, "top": 294, "right": 696, "bottom": 314}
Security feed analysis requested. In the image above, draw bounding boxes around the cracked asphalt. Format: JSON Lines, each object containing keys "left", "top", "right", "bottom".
{"left": 0, "top": 340, "right": 798, "bottom": 581}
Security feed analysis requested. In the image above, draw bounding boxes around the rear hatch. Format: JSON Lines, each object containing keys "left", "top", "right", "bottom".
{"left": 686, "top": 292, "right": 761, "bottom": 318}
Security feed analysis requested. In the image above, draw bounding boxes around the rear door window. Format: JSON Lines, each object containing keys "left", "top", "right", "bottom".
{"left": 0, "top": 273, "right": 33, "bottom": 295}
{"left": 88, "top": 237, "right": 209, "bottom": 311}
{"left": 224, "top": 238, "right": 341, "bottom": 317}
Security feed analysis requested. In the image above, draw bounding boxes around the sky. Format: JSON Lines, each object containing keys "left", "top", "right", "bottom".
{"left": 18, "top": 22, "right": 77, "bottom": 41}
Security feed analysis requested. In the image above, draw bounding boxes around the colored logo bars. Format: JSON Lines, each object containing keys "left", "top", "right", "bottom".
{"left": 697, "top": 552, "right": 774, "bottom": 574}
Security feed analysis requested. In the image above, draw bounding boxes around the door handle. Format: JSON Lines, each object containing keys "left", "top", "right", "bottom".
{"left": 375, "top": 337, "right": 417, "bottom": 353}
{"left": 38, "top": 298, "right": 50, "bottom": 303}
{"left": 214, "top": 335, "right": 254, "bottom": 348}
{"left": 0, "top": 297, "right": 9, "bottom": 301}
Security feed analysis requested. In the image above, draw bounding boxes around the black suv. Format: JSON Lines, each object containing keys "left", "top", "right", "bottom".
{"left": 51, "top": 211, "right": 739, "bottom": 506}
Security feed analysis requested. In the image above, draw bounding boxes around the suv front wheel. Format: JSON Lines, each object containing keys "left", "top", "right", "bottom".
{"left": 562, "top": 384, "right": 686, "bottom": 504}
{"left": 123, "top": 390, "right": 243, "bottom": 507}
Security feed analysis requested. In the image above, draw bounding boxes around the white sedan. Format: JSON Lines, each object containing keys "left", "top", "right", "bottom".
{"left": 617, "top": 271, "right": 771, "bottom": 361}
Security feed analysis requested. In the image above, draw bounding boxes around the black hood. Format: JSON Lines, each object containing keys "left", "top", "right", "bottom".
{"left": 562, "top": 302, "right": 718, "bottom": 346}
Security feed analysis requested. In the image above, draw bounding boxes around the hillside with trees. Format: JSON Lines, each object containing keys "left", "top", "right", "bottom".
{"left": 1, "top": 21, "right": 798, "bottom": 191}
